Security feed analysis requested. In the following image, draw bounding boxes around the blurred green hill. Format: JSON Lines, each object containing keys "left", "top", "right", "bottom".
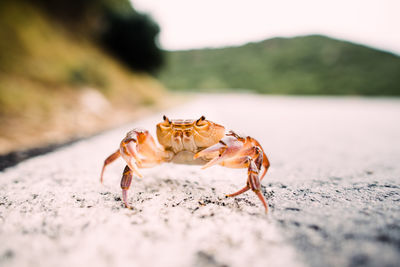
{"left": 0, "top": 0, "right": 167, "bottom": 154}
{"left": 159, "top": 35, "right": 400, "bottom": 95}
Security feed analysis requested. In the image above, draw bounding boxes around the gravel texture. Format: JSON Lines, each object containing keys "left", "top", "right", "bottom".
{"left": 1, "top": 94, "right": 400, "bottom": 267}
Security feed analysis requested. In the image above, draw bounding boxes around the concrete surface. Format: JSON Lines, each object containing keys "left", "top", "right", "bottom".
{"left": 1, "top": 94, "right": 400, "bottom": 267}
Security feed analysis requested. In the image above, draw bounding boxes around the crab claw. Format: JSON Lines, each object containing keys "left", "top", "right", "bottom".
{"left": 194, "top": 142, "right": 228, "bottom": 169}
{"left": 195, "top": 136, "right": 243, "bottom": 169}
{"left": 194, "top": 142, "right": 224, "bottom": 160}
{"left": 125, "top": 141, "right": 142, "bottom": 165}
{"left": 201, "top": 155, "right": 225, "bottom": 169}
{"left": 126, "top": 158, "right": 143, "bottom": 178}
{"left": 120, "top": 137, "right": 143, "bottom": 178}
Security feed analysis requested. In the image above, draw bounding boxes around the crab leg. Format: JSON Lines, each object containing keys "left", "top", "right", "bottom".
{"left": 225, "top": 150, "right": 270, "bottom": 199}
{"left": 247, "top": 156, "right": 268, "bottom": 212}
{"left": 195, "top": 133, "right": 270, "bottom": 212}
{"left": 101, "top": 128, "right": 172, "bottom": 209}
{"left": 225, "top": 146, "right": 267, "bottom": 197}
{"left": 121, "top": 165, "right": 133, "bottom": 209}
{"left": 250, "top": 139, "right": 270, "bottom": 180}
{"left": 224, "top": 153, "right": 268, "bottom": 213}
{"left": 223, "top": 155, "right": 254, "bottom": 196}
{"left": 100, "top": 150, "right": 121, "bottom": 183}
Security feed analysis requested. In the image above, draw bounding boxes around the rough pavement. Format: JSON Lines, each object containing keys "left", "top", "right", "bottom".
{"left": 1, "top": 94, "right": 400, "bottom": 267}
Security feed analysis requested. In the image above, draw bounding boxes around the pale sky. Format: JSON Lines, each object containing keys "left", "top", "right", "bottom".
{"left": 131, "top": 0, "right": 400, "bottom": 54}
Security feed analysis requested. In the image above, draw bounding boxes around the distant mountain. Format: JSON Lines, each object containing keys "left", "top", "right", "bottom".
{"left": 158, "top": 35, "right": 400, "bottom": 95}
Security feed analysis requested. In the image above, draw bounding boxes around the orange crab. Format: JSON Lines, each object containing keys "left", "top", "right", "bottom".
{"left": 100, "top": 116, "right": 270, "bottom": 212}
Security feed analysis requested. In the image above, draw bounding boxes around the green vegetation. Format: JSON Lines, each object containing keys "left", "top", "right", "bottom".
{"left": 159, "top": 35, "right": 400, "bottom": 95}
{"left": 0, "top": 0, "right": 166, "bottom": 154}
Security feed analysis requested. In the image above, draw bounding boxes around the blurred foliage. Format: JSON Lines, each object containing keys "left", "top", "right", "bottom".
{"left": 28, "top": 0, "right": 164, "bottom": 73}
{"left": 159, "top": 35, "right": 400, "bottom": 95}
{"left": 0, "top": 0, "right": 166, "bottom": 153}
{"left": 101, "top": 10, "right": 163, "bottom": 74}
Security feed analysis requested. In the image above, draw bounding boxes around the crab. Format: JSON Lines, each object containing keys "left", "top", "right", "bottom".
{"left": 100, "top": 116, "right": 270, "bottom": 212}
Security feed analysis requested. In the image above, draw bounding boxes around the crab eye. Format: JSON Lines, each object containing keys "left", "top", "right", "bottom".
{"left": 159, "top": 115, "right": 172, "bottom": 131}
{"left": 195, "top": 115, "right": 207, "bottom": 127}
{"left": 163, "top": 115, "right": 171, "bottom": 123}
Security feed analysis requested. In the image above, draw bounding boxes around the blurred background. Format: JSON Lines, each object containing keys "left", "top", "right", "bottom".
{"left": 0, "top": 0, "right": 399, "bottom": 157}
